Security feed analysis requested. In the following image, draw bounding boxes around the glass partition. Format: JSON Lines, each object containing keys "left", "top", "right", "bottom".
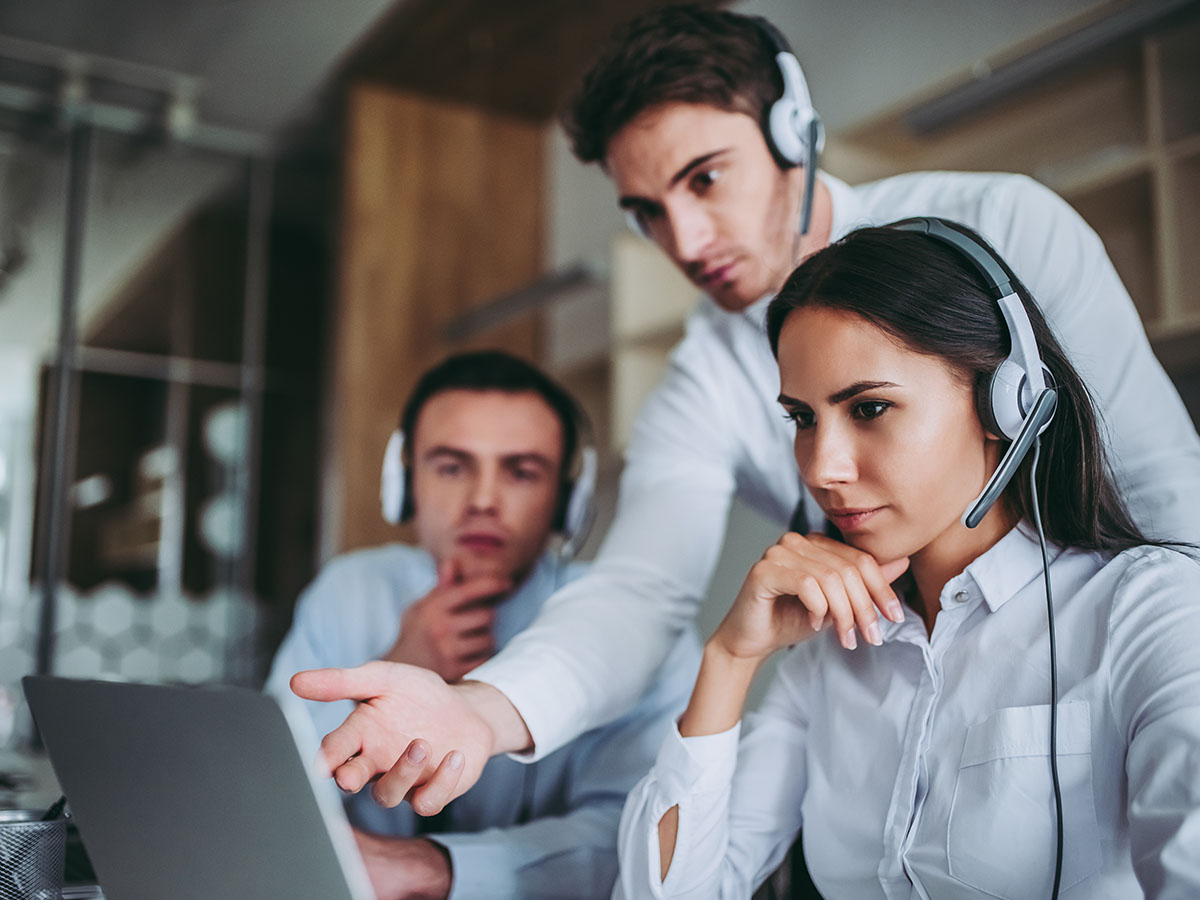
{"left": 0, "top": 114, "right": 297, "bottom": 751}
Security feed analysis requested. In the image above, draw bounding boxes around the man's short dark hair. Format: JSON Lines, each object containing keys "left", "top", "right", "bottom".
{"left": 400, "top": 349, "right": 582, "bottom": 479}
{"left": 562, "top": 4, "right": 783, "bottom": 165}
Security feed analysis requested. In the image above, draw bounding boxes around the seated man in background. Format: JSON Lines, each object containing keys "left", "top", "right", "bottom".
{"left": 267, "top": 350, "right": 698, "bottom": 900}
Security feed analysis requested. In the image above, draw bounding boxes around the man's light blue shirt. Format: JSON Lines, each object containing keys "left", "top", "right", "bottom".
{"left": 267, "top": 544, "right": 700, "bottom": 900}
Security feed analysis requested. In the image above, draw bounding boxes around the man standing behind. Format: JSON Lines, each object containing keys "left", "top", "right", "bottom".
{"left": 268, "top": 350, "right": 697, "bottom": 900}
{"left": 295, "top": 4, "right": 1200, "bottom": 814}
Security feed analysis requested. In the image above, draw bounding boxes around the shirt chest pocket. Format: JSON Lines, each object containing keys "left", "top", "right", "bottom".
{"left": 946, "top": 701, "right": 1102, "bottom": 899}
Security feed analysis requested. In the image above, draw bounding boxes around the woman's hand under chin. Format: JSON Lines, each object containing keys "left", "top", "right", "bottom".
{"left": 712, "top": 531, "right": 910, "bottom": 660}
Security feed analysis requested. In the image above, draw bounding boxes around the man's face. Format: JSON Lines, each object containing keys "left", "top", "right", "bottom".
{"left": 410, "top": 389, "right": 564, "bottom": 583}
{"left": 605, "top": 102, "right": 808, "bottom": 312}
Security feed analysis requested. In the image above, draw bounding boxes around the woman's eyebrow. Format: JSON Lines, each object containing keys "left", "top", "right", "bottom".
{"left": 828, "top": 381, "right": 900, "bottom": 404}
{"left": 778, "top": 381, "right": 900, "bottom": 408}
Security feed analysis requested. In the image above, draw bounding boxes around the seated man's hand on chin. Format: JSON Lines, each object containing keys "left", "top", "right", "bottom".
{"left": 354, "top": 829, "right": 451, "bottom": 900}
{"left": 290, "top": 660, "right": 532, "bottom": 814}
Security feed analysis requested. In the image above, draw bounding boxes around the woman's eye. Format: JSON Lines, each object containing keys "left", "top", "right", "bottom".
{"left": 435, "top": 462, "right": 463, "bottom": 477}
{"left": 512, "top": 468, "right": 541, "bottom": 482}
{"left": 784, "top": 409, "right": 814, "bottom": 430}
{"left": 853, "top": 401, "right": 891, "bottom": 421}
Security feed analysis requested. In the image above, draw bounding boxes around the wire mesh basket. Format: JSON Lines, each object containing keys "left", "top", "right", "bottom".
{"left": 0, "top": 810, "right": 67, "bottom": 900}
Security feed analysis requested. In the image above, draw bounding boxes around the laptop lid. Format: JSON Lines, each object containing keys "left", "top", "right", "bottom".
{"left": 22, "top": 676, "right": 374, "bottom": 900}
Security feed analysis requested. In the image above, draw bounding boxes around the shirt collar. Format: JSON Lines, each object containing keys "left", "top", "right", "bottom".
{"left": 822, "top": 171, "right": 864, "bottom": 243}
{"left": 960, "top": 523, "right": 1065, "bottom": 613}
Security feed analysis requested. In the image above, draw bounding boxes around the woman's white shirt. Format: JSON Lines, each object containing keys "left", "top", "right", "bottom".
{"left": 471, "top": 171, "right": 1200, "bottom": 762}
{"left": 615, "top": 527, "right": 1200, "bottom": 900}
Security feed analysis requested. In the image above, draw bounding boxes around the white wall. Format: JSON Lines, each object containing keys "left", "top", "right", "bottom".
{"left": 742, "top": 0, "right": 1114, "bottom": 132}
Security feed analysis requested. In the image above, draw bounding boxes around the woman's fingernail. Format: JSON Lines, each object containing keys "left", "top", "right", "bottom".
{"left": 811, "top": 615, "right": 824, "bottom": 632}
{"left": 448, "top": 751, "right": 464, "bottom": 771}
{"left": 888, "top": 601, "right": 904, "bottom": 622}
{"left": 408, "top": 743, "right": 427, "bottom": 765}
{"left": 866, "top": 620, "right": 883, "bottom": 646}
{"left": 843, "top": 628, "right": 857, "bottom": 650}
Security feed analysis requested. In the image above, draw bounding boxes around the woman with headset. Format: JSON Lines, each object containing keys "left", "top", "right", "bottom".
{"left": 615, "top": 221, "right": 1200, "bottom": 900}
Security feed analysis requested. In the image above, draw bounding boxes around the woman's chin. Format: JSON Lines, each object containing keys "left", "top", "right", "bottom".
{"left": 843, "top": 532, "right": 916, "bottom": 568}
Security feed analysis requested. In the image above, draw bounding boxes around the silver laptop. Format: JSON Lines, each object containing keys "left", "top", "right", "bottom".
{"left": 23, "top": 675, "right": 374, "bottom": 900}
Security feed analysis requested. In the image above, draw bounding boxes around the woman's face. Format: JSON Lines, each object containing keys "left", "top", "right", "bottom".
{"left": 776, "top": 305, "right": 1004, "bottom": 564}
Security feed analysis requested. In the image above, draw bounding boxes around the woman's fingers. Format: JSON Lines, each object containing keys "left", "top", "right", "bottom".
{"left": 796, "top": 568, "right": 857, "bottom": 649}
{"left": 820, "top": 559, "right": 879, "bottom": 648}
{"left": 771, "top": 539, "right": 863, "bottom": 646}
{"left": 802, "top": 533, "right": 907, "bottom": 624}
{"left": 768, "top": 532, "right": 910, "bottom": 650}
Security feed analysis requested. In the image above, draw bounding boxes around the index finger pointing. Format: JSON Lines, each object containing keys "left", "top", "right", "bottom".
{"left": 290, "top": 661, "right": 393, "bottom": 703}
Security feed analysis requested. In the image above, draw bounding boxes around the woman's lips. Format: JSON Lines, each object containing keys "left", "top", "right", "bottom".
{"left": 825, "top": 507, "right": 884, "bottom": 532}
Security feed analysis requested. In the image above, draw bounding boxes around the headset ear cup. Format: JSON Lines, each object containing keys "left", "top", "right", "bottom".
{"left": 982, "top": 362, "right": 1057, "bottom": 442}
{"left": 380, "top": 430, "right": 406, "bottom": 525}
{"left": 989, "top": 359, "right": 1028, "bottom": 441}
{"left": 768, "top": 95, "right": 805, "bottom": 165}
{"left": 975, "top": 374, "right": 1003, "bottom": 440}
{"left": 766, "top": 51, "right": 812, "bottom": 167}
{"left": 560, "top": 447, "right": 598, "bottom": 555}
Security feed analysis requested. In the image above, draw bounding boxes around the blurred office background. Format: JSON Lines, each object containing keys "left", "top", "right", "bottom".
{"left": 0, "top": 0, "right": 1197, "bottom": 751}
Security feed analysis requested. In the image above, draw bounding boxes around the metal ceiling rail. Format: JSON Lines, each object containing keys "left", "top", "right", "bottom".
{"left": 0, "top": 34, "right": 269, "bottom": 157}
{"left": 905, "top": 0, "right": 1200, "bottom": 134}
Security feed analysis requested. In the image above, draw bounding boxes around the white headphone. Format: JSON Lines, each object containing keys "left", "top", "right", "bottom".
{"left": 888, "top": 217, "right": 1058, "bottom": 528}
{"left": 380, "top": 430, "right": 599, "bottom": 558}
{"left": 755, "top": 19, "right": 825, "bottom": 167}
{"left": 756, "top": 17, "right": 824, "bottom": 237}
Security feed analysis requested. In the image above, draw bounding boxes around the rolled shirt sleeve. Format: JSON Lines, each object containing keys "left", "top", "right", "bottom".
{"left": 615, "top": 658, "right": 811, "bottom": 900}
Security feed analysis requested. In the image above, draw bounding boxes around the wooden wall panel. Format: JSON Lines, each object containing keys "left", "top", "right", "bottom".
{"left": 331, "top": 84, "right": 544, "bottom": 553}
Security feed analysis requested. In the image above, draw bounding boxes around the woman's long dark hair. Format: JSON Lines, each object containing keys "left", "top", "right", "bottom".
{"left": 766, "top": 223, "right": 1156, "bottom": 554}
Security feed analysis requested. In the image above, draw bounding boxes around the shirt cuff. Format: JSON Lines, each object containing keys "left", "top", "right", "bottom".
{"left": 428, "top": 832, "right": 518, "bottom": 900}
{"left": 466, "top": 654, "right": 584, "bottom": 763}
{"left": 655, "top": 719, "right": 742, "bottom": 798}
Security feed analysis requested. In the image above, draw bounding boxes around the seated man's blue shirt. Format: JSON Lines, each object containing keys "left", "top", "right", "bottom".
{"left": 267, "top": 544, "right": 700, "bottom": 900}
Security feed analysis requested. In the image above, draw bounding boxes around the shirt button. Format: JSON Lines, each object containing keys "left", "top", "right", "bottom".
{"left": 952, "top": 590, "right": 970, "bottom": 604}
